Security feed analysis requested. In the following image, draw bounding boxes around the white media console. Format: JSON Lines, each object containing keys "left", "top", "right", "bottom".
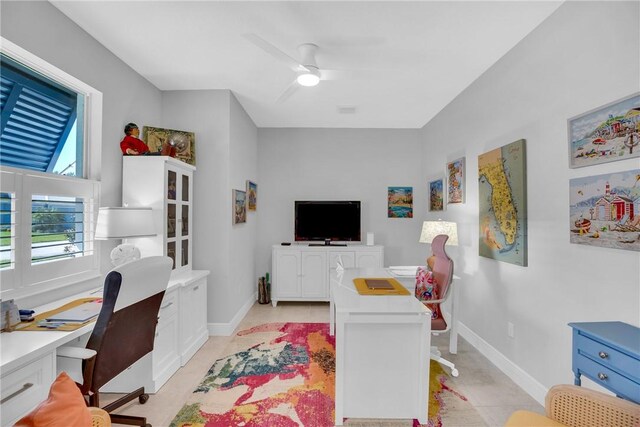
{"left": 271, "top": 244, "right": 384, "bottom": 307}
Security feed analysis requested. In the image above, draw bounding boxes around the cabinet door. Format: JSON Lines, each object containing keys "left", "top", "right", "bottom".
{"left": 274, "top": 251, "right": 301, "bottom": 298}
{"left": 356, "top": 252, "right": 382, "bottom": 269}
{"left": 178, "top": 173, "right": 190, "bottom": 269}
{"left": 329, "top": 251, "right": 355, "bottom": 270}
{"left": 166, "top": 167, "right": 192, "bottom": 271}
{"left": 301, "top": 252, "right": 327, "bottom": 298}
{"left": 153, "top": 289, "right": 179, "bottom": 379}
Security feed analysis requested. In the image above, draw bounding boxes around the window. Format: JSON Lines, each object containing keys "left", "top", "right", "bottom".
{"left": 1, "top": 54, "right": 84, "bottom": 176}
{"left": 0, "top": 38, "right": 102, "bottom": 300}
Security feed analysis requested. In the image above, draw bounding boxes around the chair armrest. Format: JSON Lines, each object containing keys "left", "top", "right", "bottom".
{"left": 546, "top": 384, "right": 640, "bottom": 427}
{"left": 57, "top": 347, "right": 97, "bottom": 360}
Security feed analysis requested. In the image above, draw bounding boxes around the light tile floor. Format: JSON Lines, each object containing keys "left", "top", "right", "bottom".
{"left": 104, "top": 302, "right": 544, "bottom": 426}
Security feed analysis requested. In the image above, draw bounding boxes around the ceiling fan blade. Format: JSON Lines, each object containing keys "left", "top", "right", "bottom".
{"left": 275, "top": 80, "right": 300, "bottom": 104}
{"left": 244, "top": 33, "right": 309, "bottom": 73}
{"left": 321, "top": 68, "right": 389, "bottom": 81}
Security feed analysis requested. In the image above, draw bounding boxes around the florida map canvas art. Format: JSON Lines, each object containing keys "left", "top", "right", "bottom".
{"left": 570, "top": 170, "right": 640, "bottom": 251}
{"left": 478, "top": 139, "right": 528, "bottom": 266}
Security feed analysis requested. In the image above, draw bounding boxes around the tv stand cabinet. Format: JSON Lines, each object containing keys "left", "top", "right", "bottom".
{"left": 271, "top": 244, "right": 384, "bottom": 307}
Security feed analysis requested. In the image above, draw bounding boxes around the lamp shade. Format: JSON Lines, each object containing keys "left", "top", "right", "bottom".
{"left": 419, "top": 220, "right": 458, "bottom": 245}
{"left": 95, "top": 207, "right": 156, "bottom": 239}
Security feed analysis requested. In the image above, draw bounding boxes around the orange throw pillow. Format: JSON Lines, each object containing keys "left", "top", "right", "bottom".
{"left": 14, "top": 371, "right": 91, "bottom": 427}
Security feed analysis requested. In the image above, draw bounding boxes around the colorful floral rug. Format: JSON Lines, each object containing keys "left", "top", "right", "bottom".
{"left": 170, "top": 322, "right": 482, "bottom": 427}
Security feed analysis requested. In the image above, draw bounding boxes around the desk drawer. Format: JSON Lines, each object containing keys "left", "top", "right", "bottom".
{"left": 575, "top": 354, "right": 640, "bottom": 403}
{"left": 1, "top": 352, "right": 55, "bottom": 426}
{"left": 576, "top": 334, "right": 640, "bottom": 380}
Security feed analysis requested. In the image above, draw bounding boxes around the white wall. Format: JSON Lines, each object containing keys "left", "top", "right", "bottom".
{"left": 162, "top": 90, "right": 258, "bottom": 328}
{"left": 420, "top": 1, "right": 640, "bottom": 400}
{"left": 228, "top": 94, "right": 259, "bottom": 322}
{"left": 1, "top": 1, "right": 163, "bottom": 303}
{"left": 257, "top": 128, "right": 424, "bottom": 276}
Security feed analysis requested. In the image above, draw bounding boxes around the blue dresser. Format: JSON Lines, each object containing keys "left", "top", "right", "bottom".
{"left": 568, "top": 321, "right": 640, "bottom": 404}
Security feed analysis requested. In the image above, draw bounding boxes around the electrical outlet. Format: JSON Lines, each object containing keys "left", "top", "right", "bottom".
{"left": 507, "top": 322, "right": 515, "bottom": 338}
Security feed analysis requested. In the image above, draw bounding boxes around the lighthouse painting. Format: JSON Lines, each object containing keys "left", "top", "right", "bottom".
{"left": 570, "top": 169, "right": 640, "bottom": 251}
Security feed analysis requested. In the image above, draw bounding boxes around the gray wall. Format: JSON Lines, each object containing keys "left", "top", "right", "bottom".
{"left": 162, "top": 90, "right": 259, "bottom": 326}
{"left": 419, "top": 0, "right": 640, "bottom": 400}
{"left": 257, "top": 128, "right": 424, "bottom": 276}
{"left": 1, "top": 1, "right": 162, "bottom": 277}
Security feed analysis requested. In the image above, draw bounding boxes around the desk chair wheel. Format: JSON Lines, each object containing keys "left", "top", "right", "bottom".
{"left": 451, "top": 368, "right": 459, "bottom": 377}
{"left": 139, "top": 393, "right": 149, "bottom": 404}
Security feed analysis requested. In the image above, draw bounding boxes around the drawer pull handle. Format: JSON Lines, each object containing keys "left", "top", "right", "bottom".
{"left": 161, "top": 302, "right": 173, "bottom": 309}
{"left": 1, "top": 382, "right": 34, "bottom": 404}
{"left": 597, "top": 372, "right": 608, "bottom": 381}
{"left": 598, "top": 351, "right": 608, "bottom": 359}
{"left": 193, "top": 285, "right": 199, "bottom": 291}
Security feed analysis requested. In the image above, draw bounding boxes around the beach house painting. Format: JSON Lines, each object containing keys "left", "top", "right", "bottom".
{"left": 569, "top": 169, "right": 640, "bottom": 251}
{"left": 388, "top": 186, "right": 413, "bottom": 218}
{"left": 568, "top": 93, "right": 640, "bottom": 168}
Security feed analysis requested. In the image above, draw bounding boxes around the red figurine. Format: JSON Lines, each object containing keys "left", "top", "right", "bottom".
{"left": 120, "top": 123, "right": 149, "bottom": 155}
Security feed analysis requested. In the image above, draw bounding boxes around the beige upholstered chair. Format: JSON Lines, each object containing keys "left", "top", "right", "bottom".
{"left": 505, "top": 384, "right": 640, "bottom": 427}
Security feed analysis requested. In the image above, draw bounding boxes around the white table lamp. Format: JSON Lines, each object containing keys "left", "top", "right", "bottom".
{"left": 95, "top": 207, "right": 156, "bottom": 266}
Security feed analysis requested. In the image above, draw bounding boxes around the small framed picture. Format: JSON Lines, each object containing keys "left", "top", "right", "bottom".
{"left": 246, "top": 180, "right": 257, "bottom": 211}
{"left": 568, "top": 93, "right": 640, "bottom": 168}
{"left": 233, "top": 189, "right": 246, "bottom": 224}
{"left": 429, "top": 179, "right": 444, "bottom": 212}
{"left": 447, "top": 157, "right": 465, "bottom": 204}
{"left": 387, "top": 186, "right": 413, "bottom": 218}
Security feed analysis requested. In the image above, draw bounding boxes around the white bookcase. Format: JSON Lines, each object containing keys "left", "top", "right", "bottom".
{"left": 122, "top": 155, "right": 194, "bottom": 271}
{"left": 111, "top": 156, "right": 209, "bottom": 393}
{"left": 271, "top": 244, "right": 384, "bottom": 307}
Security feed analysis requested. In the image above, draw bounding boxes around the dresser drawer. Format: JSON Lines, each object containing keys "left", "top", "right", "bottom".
{"left": 1, "top": 352, "right": 55, "bottom": 426}
{"left": 576, "top": 334, "right": 640, "bottom": 380}
{"left": 575, "top": 353, "right": 640, "bottom": 403}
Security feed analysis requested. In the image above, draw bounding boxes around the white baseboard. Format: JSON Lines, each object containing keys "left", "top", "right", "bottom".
{"left": 207, "top": 292, "right": 257, "bottom": 336}
{"left": 457, "top": 321, "right": 548, "bottom": 405}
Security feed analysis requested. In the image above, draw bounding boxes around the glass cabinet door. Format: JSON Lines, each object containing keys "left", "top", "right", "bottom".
{"left": 165, "top": 165, "right": 191, "bottom": 271}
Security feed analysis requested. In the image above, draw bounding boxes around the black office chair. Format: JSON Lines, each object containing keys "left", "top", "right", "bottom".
{"left": 57, "top": 256, "right": 172, "bottom": 427}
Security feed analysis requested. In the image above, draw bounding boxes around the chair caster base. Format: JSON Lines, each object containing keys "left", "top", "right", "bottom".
{"left": 450, "top": 368, "right": 459, "bottom": 377}
{"left": 139, "top": 394, "right": 149, "bottom": 404}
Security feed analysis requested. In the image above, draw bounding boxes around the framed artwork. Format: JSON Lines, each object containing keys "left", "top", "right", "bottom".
{"left": 233, "top": 189, "right": 246, "bottom": 225}
{"left": 387, "top": 187, "right": 413, "bottom": 218}
{"left": 447, "top": 158, "right": 465, "bottom": 204}
{"left": 569, "top": 169, "right": 639, "bottom": 252}
{"left": 568, "top": 93, "right": 640, "bottom": 168}
{"left": 429, "top": 179, "right": 444, "bottom": 212}
{"left": 478, "top": 139, "right": 527, "bottom": 266}
{"left": 143, "top": 126, "right": 196, "bottom": 166}
{"left": 246, "top": 181, "right": 257, "bottom": 211}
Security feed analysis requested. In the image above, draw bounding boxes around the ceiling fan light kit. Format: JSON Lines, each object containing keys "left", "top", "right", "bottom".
{"left": 297, "top": 67, "right": 320, "bottom": 87}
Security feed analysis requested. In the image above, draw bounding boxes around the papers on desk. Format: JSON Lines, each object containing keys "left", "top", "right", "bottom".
{"left": 387, "top": 266, "right": 421, "bottom": 278}
{"left": 45, "top": 301, "right": 102, "bottom": 323}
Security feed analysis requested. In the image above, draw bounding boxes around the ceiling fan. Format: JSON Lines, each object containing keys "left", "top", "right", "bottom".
{"left": 244, "top": 34, "right": 350, "bottom": 103}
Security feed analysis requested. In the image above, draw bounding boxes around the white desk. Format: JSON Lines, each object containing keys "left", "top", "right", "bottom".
{"left": 0, "top": 287, "right": 101, "bottom": 426}
{"left": 330, "top": 268, "right": 431, "bottom": 425}
{"left": 0, "top": 269, "right": 209, "bottom": 427}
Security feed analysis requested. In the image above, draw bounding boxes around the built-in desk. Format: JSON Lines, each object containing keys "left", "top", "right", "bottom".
{"left": 330, "top": 268, "right": 431, "bottom": 425}
{"left": 0, "top": 269, "right": 209, "bottom": 427}
{"left": 1, "top": 285, "right": 102, "bottom": 426}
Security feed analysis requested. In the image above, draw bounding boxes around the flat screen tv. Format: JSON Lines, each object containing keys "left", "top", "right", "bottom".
{"left": 295, "top": 201, "right": 361, "bottom": 244}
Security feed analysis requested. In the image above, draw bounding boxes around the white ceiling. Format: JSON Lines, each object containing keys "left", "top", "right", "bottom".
{"left": 51, "top": 1, "right": 562, "bottom": 129}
